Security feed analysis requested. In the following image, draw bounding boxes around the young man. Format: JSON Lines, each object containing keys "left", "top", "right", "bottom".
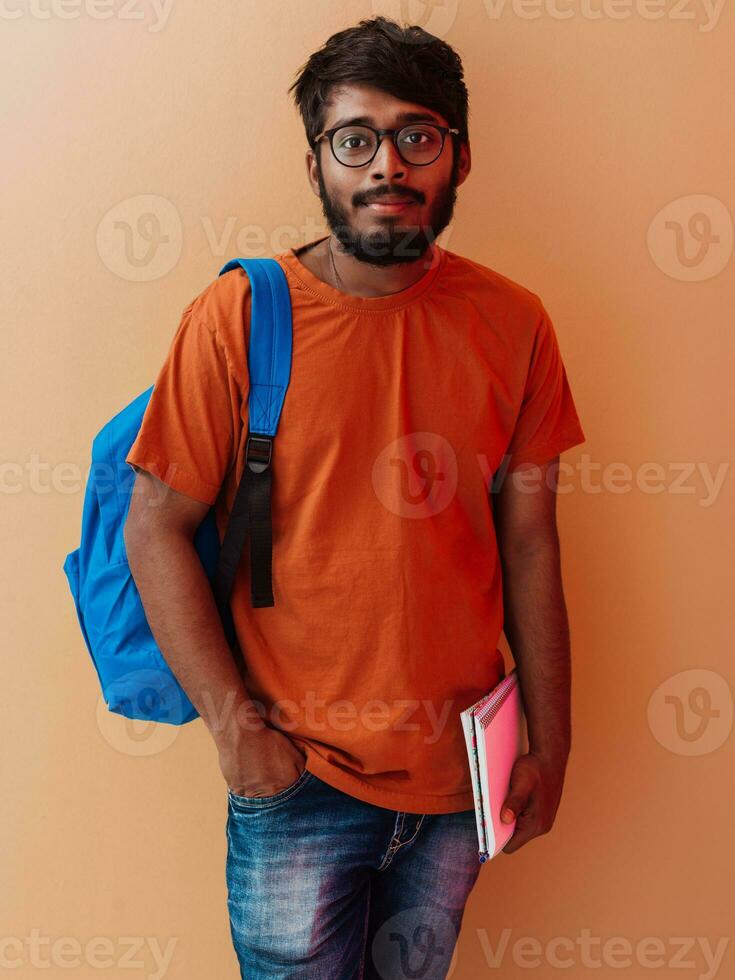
{"left": 124, "top": 16, "right": 586, "bottom": 979}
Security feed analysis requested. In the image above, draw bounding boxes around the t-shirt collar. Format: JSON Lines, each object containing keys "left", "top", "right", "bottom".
{"left": 277, "top": 235, "right": 445, "bottom": 312}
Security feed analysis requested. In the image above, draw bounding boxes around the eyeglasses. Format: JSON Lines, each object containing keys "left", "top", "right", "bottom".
{"left": 313, "top": 123, "right": 460, "bottom": 168}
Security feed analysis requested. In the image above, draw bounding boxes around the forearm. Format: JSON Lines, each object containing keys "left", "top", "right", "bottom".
{"left": 499, "top": 537, "right": 572, "bottom": 764}
{"left": 124, "top": 526, "right": 265, "bottom": 747}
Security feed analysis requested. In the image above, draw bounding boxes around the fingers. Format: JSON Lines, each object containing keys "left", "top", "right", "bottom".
{"left": 501, "top": 764, "right": 535, "bottom": 824}
{"left": 499, "top": 757, "right": 538, "bottom": 854}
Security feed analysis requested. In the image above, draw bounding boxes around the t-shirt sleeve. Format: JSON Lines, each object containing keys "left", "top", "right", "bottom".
{"left": 125, "top": 300, "right": 245, "bottom": 505}
{"left": 504, "top": 304, "right": 586, "bottom": 471}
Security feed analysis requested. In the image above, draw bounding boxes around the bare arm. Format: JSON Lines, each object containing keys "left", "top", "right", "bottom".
{"left": 491, "top": 456, "right": 573, "bottom": 851}
{"left": 123, "top": 468, "right": 306, "bottom": 796}
{"left": 494, "top": 457, "right": 572, "bottom": 763}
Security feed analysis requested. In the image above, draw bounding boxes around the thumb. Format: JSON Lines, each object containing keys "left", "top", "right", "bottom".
{"left": 501, "top": 770, "right": 532, "bottom": 823}
{"left": 500, "top": 802, "right": 518, "bottom": 823}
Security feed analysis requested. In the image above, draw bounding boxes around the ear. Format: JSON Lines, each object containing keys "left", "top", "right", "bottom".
{"left": 455, "top": 139, "right": 471, "bottom": 188}
{"left": 305, "top": 148, "right": 321, "bottom": 197}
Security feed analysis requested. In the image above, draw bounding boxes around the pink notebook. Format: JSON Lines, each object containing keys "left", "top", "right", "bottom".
{"left": 460, "top": 667, "right": 526, "bottom": 862}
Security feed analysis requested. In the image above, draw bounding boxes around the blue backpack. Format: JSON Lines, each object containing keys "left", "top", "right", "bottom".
{"left": 62, "top": 258, "right": 293, "bottom": 726}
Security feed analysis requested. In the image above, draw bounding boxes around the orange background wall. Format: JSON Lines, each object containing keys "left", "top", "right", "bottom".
{"left": 3, "top": 1, "right": 733, "bottom": 977}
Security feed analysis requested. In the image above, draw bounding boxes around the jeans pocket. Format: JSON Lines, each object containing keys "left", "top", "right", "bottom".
{"left": 227, "top": 768, "right": 314, "bottom": 811}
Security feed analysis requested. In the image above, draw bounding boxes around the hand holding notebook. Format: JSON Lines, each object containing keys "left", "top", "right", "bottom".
{"left": 460, "top": 666, "right": 527, "bottom": 863}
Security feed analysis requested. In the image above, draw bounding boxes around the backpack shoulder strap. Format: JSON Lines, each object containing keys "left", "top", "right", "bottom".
{"left": 213, "top": 257, "right": 293, "bottom": 617}
{"left": 218, "top": 257, "right": 293, "bottom": 436}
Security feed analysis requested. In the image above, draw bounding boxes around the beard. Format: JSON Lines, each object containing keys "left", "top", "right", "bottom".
{"left": 315, "top": 155, "right": 459, "bottom": 268}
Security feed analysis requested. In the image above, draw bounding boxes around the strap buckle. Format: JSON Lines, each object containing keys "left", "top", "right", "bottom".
{"left": 246, "top": 434, "right": 272, "bottom": 474}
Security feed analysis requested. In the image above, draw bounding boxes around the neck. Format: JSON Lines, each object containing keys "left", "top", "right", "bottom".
{"left": 311, "top": 235, "right": 436, "bottom": 299}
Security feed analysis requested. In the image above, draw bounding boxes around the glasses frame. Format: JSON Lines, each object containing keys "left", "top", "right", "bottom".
{"left": 313, "top": 123, "right": 460, "bottom": 168}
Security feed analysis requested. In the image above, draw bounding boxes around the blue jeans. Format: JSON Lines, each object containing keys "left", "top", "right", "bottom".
{"left": 225, "top": 769, "right": 482, "bottom": 979}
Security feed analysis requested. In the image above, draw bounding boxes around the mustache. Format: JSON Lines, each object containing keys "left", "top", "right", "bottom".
{"left": 355, "top": 187, "right": 425, "bottom": 206}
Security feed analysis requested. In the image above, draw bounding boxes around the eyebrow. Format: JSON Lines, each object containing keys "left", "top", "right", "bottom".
{"left": 328, "top": 111, "right": 444, "bottom": 130}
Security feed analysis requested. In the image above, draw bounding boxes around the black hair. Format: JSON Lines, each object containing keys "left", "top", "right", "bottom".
{"left": 287, "top": 15, "right": 469, "bottom": 151}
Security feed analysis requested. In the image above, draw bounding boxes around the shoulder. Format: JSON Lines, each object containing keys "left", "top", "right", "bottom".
{"left": 175, "top": 266, "right": 252, "bottom": 390}
{"left": 187, "top": 264, "right": 253, "bottom": 331}
{"left": 438, "top": 248, "right": 548, "bottom": 356}
{"left": 440, "top": 248, "right": 544, "bottom": 318}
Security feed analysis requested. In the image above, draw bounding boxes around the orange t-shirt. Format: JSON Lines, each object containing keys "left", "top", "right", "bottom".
{"left": 125, "top": 237, "right": 586, "bottom": 814}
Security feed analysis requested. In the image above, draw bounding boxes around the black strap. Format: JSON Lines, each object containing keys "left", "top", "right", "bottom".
{"left": 244, "top": 435, "right": 275, "bottom": 607}
{"left": 213, "top": 432, "right": 275, "bottom": 654}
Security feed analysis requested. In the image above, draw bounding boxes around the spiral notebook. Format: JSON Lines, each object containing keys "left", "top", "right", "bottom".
{"left": 460, "top": 666, "right": 526, "bottom": 863}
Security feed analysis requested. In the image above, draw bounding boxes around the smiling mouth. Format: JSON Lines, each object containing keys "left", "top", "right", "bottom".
{"left": 363, "top": 198, "right": 416, "bottom": 213}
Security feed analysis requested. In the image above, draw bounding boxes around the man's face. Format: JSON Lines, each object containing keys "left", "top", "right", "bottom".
{"left": 306, "top": 84, "right": 471, "bottom": 267}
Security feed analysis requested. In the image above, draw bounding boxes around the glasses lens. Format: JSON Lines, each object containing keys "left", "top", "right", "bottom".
{"left": 397, "top": 125, "right": 444, "bottom": 164}
{"left": 330, "top": 124, "right": 445, "bottom": 166}
{"left": 332, "top": 126, "right": 378, "bottom": 165}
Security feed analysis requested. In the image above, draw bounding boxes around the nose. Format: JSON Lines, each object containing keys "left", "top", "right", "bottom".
{"left": 368, "top": 134, "right": 406, "bottom": 180}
